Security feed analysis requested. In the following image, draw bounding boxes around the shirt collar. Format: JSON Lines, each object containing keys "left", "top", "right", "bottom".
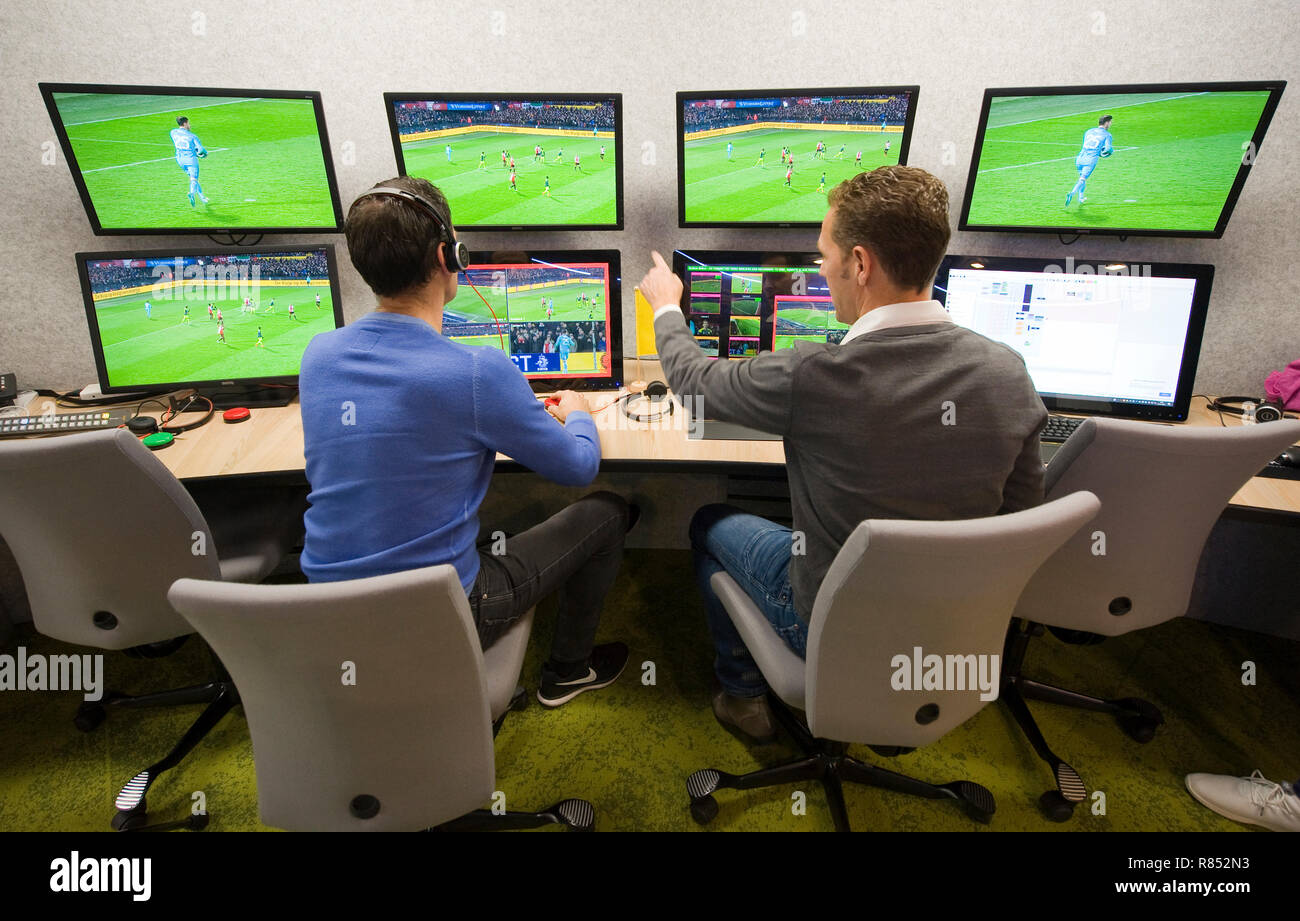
{"left": 839, "top": 299, "right": 951, "bottom": 344}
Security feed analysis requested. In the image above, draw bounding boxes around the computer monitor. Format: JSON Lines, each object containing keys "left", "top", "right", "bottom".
{"left": 673, "top": 250, "right": 832, "bottom": 358}
{"left": 384, "top": 93, "right": 623, "bottom": 230}
{"left": 677, "top": 86, "right": 919, "bottom": 227}
{"left": 934, "top": 255, "right": 1214, "bottom": 422}
{"left": 76, "top": 244, "right": 344, "bottom": 406}
{"left": 41, "top": 83, "right": 344, "bottom": 235}
{"left": 958, "top": 81, "right": 1285, "bottom": 238}
{"left": 441, "top": 250, "right": 622, "bottom": 391}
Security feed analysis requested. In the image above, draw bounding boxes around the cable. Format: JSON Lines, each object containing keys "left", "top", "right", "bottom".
{"left": 1193, "top": 394, "right": 1227, "bottom": 426}
{"left": 463, "top": 275, "right": 507, "bottom": 350}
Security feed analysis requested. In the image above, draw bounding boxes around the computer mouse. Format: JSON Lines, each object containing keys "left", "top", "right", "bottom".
{"left": 1278, "top": 445, "right": 1300, "bottom": 468}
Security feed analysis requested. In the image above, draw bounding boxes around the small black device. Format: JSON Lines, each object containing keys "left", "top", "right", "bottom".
{"left": 126, "top": 416, "right": 159, "bottom": 435}
{"left": 0, "top": 372, "right": 16, "bottom": 407}
{"left": 352, "top": 186, "right": 471, "bottom": 272}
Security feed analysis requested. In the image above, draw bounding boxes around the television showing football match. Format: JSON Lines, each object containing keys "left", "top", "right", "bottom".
{"left": 41, "top": 83, "right": 344, "bottom": 235}
{"left": 677, "top": 87, "right": 918, "bottom": 227}
{"left": 385, "top": 94, "right": 623, "bottom": 230}
{"left": 959, "top": 82, "right": 1285, "bottom": 238}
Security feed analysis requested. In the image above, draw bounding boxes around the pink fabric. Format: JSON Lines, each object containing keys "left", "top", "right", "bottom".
{"left": 1264, "top": 359, "right": 1300, "bottom": 410}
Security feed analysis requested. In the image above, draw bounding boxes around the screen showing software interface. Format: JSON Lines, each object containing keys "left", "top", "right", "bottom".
{"left": 941, "top": 268, "right": 1197, "bottom": 407}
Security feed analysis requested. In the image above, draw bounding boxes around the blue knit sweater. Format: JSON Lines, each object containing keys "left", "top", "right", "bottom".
{"left": 299, "top": 311, "right": 600, "bottom": 590}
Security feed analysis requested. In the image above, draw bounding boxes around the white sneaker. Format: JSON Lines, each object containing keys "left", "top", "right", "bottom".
{"left": 1186, "top": 770, "right": 1300, "bottom": 832}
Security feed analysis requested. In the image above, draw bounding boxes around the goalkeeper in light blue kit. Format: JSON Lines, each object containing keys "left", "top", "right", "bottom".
{"left": 1066, "top": 115, "right": 1113, "bottom": 207}
{"left": 171, "top": 116, "right": 209, "bottom": 206}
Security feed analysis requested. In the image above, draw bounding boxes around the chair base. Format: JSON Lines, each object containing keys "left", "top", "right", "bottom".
{"left": 686, "top": 694, "right": 995, "bottom": 831}
{"left": 105, "top": 652, "right": 240, "bottom": 832}
{"left": 432, "top": 799, "right": 595, "bottom": 832}
{"left": 1001, "top": 619, "right": 1166, "bottom": 822}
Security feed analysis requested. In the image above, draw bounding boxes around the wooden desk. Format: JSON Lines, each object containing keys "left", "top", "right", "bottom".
{"left": 23, "top": 372, "right": 1300, "bottom": 516}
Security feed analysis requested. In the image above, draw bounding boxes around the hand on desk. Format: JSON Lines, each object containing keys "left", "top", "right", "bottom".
{"left": 639, "top": 251, "right": 683, "bottom": 312}
{"left": 547, "top": 390, "right": 590, "bottom": 423}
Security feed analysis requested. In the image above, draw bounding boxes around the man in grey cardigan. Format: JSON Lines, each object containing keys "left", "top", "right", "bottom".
{"left": 639, "top": 166, "right": 1047, "bottom": 743}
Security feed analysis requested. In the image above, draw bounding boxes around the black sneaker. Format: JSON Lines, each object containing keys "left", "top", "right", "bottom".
{"left": 537, "top": 642, "right": 629, "bottom": 707}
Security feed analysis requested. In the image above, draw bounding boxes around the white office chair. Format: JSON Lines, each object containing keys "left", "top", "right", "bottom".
{"left": 0, "top": 428, "right": 303, "bottom": 830}
{"left": 686, "top": 491, "right": 1101, "bottom": 831}
{"left": 1004, "top": 417, "right": 1300, "bottom": 820}
{"left": 167, "top": 565, "right": 595, "bottom": 831}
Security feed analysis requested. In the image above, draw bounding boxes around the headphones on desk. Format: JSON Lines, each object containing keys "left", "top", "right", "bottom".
{"left": 1209, "top": 396, "right": 1294, "bottom": 423}
{"left": 351, "top": 186, "right": 471, "bottom": 273}
{"left": 620, "top": 381, "right": 674, "bottom": 423}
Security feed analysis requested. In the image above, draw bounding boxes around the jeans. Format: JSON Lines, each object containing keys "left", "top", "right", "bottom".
{"left": 690, "top": 504, "right": 807, "bottom": 698}
{"left": 469, "top": 491, "right": 628, "bottom": 666}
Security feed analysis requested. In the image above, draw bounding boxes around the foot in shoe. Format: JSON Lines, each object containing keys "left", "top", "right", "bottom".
{"left": 712, "top": 689, "right": 778, "bottom": 745}
{"left": 1186, "top": 770, "right": 1300, "bottom": 832}
{"left": 537, "top": 642, "right": 629, "bottom": 707}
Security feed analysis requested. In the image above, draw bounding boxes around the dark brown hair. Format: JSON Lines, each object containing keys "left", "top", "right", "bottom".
{"left": 344, "top": 177, "right": 454, "bottom": 298}
{"left": 826, "top": 165, "right": 951, "bottom": 291}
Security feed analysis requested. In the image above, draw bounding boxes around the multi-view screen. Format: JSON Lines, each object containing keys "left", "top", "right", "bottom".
{"left": 677, "top": 87, "right": 918, "bottom": 227}
{"left": 40, "top": 84, "right": 344, "bottom": 235}
{"left": 673, "top": 251, "right": 847, "bottom": 358}
{"left": 385, "top": 94, "right": 623, "bottom": 230}
{"left": 77, "top": 245, "right": 343, "bottom": 392}
{"left": 440, "top": 251, "right": 622, "bottom": 389}
{"left": 959, "top": 82, "right": 1285, "bottom": 238}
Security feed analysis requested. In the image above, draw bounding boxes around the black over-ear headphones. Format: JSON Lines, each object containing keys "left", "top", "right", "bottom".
{"left": 1210, "top": 396, "right": 1294, "bottom": 423}
{"left": 352, "top": 186, "right": 471, "bottom": 273}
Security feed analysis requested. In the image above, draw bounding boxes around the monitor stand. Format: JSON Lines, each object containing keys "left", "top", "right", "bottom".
{"left": 199, "top": 384, "right": 298, "bottom": 409}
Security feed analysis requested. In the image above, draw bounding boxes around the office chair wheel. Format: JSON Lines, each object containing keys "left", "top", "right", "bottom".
{"left": 1038, "top": 790, "right": 1075, "bottom": 822}
{"left": 73, "top": 702, "right": 106, "bottom": 732}
{"left": 690, "top": 794, "right": 719, "bottom": 826}
{"left": 1114, "top": 698, "right": 1163, "bottom": 744}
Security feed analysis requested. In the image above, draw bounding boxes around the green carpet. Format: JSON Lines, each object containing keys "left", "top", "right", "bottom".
{"left": 1, "top": 550, "right": 1295, "bottom": 832}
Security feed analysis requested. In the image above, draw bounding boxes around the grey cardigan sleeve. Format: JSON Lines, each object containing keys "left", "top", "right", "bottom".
{"left": 654, "top": 309, "right": 797, "bottom": 436}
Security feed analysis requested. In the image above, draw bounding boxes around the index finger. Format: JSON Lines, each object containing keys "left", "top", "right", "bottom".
{"left": 651, "top": 250, "right": 669, "bottom": 270}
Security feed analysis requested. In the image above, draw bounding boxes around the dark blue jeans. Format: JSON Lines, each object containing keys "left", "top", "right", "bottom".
{"left": 690, "top": 504, "right": 807, "bottom": 698}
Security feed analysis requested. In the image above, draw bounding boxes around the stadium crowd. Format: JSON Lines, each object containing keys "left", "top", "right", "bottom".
{"left": 683, "top": 95, "right": 910, "bottom": 132}
{"left": 88, "top": 252, "right": 329, "bottom": 293}
{"left": 396, "top": 101, "right": 616, "bottom": 135}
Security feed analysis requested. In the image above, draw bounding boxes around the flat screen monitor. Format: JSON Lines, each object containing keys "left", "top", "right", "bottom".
{"left": 442, "top": 250, "right": 622, "bottom": 391}
{"left": 934, "top": 255, "right": 1214, "bottom": 421}
{"left": 77, "top": 244, "right": 344, "bottom": 405}
{"left": 384, "top": 93, "right": 623, "bottom": 230}
{"left": 958, "top": 82, "right": 1285, "bottom": 238}
{"left": 672, "top": 250, "right": 836, "bottom": 357}
{"left": 41, "top": 83, "right": 344, "bottom": 235}
{"left": 677, "top": 86, "right": 919, "bottom": 227}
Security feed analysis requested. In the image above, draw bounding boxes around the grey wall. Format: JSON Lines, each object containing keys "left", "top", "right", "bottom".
{"left": 1, "top": 0, "right": 1296, "bottom": 394}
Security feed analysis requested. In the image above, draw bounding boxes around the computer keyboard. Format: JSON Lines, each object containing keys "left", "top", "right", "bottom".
{"left": 0, "top": 409, "right": 135, "bottom": 438}
{"left": 1040, "top": 415, "right": 1086, "bottom": 444}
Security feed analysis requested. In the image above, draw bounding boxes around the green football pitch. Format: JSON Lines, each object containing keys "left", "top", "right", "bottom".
{"left": 773, "top": 303, "right": 846, "bottom": 351}
{"left": 94, "top": 286, "right": 335, "bottom": 386}
{"left": 53, "top": 93, "right": 338, "bottom": 230}
{"left": 444, "top": 279, "right": 608, "bottom": 371}
{"left": 965, "top": 91, "right": 1271, "bottom": 232}
{"left": 682, "top": 127, "right": 897, "bottom": 223}
{"left": 401, "top": 131, "right": 617, "bottom": 226}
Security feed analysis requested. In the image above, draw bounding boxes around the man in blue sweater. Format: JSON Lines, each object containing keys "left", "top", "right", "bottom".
{"left": 299, "top": 176, "right": 629, "bottom": 707}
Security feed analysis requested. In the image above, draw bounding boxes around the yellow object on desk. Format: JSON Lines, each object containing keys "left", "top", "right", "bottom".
{"left": 634, "top": 287, "right": 657, "bottom": 359}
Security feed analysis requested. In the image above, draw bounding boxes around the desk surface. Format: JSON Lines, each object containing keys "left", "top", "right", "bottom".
{"left": 24, "top": 364, "right": 1300, "bottom": 516}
